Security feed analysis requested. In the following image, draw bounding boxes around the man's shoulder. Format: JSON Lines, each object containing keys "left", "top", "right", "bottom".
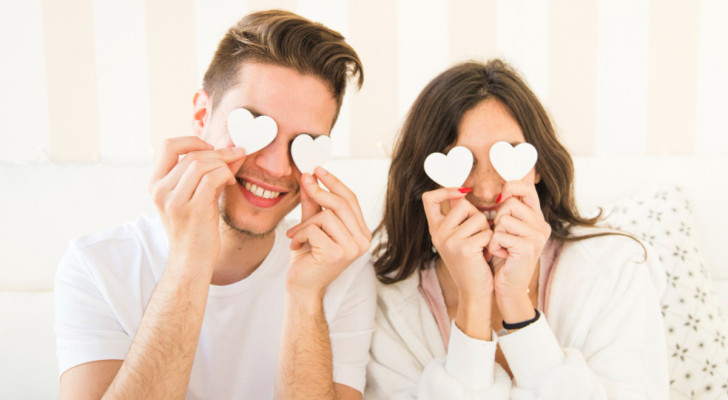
{"left": 60, "top": 214, "right": 166, "bottom": 280}
{"left": 70, "top": 214, "right": 164, "bottom": 255}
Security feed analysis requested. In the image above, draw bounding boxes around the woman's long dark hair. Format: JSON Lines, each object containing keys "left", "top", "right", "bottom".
{"left": 373, "top": 59, "right": 606, "bottom": 284}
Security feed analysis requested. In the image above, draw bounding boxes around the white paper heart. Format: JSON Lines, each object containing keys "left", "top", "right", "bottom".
{"left": 424, "top": 146, "right": 474, "bottom": 188}
{"left": 489, "top": 141, "right": 538, "bottom": 181}
{"left": 291, "top": 134, "right": 332, "bottom": 174}
{"left": 227, "top": 108, "right": 277, "bottom": 154}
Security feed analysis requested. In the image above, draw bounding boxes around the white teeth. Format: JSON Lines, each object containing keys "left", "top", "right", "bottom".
{"left": 483, "top": 210, "right": 496, "bottom": 220}
{"left": 243, "top": 180, "right": 282, "bottom": 200}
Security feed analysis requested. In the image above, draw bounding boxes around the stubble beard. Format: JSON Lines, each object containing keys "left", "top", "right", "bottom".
{"left": 219, "top": 200, "right": 276, "bottom": 240}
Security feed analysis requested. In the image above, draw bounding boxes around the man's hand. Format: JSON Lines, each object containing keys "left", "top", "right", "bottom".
{"left": 149, "top": 136, "right": 246, "bottom": 273}
{"left": 277, "top": 167, "right": 370, "bottom": 400}
{"left": 285, "top": 167, "right": 371, "bottom": 299}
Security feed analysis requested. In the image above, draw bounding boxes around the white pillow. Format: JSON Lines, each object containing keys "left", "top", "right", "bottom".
{"left": 600, "top": 185, "right": 728, "bottom": 399}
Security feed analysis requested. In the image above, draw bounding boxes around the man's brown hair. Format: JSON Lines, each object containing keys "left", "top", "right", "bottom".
{"left": 203, "top": 9, "right": 363, "bottom": 119}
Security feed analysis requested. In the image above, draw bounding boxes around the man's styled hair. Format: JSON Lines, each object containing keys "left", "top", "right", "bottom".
{"left": 202, "top": 9, "right": 363, "bottom": 118}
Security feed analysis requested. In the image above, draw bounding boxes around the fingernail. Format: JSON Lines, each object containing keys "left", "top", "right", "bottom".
{"left": 458, "top": 187, "right": 472, "bottom": 193}
{"left": 302, "top": 173, "right": 313, "bottom": 184}
{"left": 232, "top": 147, "right": 245, "bottom": 155}
{"left": 496, "top": 193, "right": 502, "bottom": 203}
{"left": 315, "top": 166, "right": 328, "bottom": 176}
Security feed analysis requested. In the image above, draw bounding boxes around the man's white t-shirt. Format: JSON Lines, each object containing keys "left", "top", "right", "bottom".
{"left": 55, "top": 214, "right": 377, "bottom": 399}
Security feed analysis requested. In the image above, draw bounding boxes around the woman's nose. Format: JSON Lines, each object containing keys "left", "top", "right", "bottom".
{"left": 466, "top": 165, "right": 504, "bottom": 204}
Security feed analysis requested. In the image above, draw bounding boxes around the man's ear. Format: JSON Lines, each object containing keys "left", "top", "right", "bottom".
{"left": 192, "top": 89, "right": 212, "bottom": 136}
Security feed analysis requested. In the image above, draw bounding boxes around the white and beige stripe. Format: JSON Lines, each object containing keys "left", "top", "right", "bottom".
{"left": 1, "top": 0, "right": 726, "bottom": 163}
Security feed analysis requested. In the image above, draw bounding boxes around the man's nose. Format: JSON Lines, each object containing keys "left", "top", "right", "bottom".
{"left": 253, "top": 136, "right": 293, "bottom": 178}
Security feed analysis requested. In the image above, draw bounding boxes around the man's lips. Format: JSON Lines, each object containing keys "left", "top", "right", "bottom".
{"left": 236, "top": 177, "right": 290, "bottom": 208}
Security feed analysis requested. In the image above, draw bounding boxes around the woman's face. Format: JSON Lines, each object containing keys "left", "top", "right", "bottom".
{"left": 454, "top": 98, "right": 539, "bottom": 224}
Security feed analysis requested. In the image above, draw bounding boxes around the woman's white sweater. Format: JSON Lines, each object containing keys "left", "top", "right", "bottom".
{"left": 365, "top": 230, "right": 669, "bottom": 399}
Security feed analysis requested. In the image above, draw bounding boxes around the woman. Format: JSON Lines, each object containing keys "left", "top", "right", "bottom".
{"left": 365, "top": 60, "right": 669, "bottom": 399}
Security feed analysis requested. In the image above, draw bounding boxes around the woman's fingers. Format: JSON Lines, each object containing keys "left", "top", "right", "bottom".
{"left": 451, "top": 211, "right": 490, "bottom": 240}
{"left": 422, "top": 188, "right": 468, "bottom": 229}
{"left": 498, "top": 180, "right": 542, "bottom": 213}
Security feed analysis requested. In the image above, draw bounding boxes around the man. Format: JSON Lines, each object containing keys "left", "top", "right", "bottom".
{"left": 55, "top": 10, "right": 375, "bottom": 399}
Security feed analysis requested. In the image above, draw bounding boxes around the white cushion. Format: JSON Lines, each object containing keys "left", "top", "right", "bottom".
{"left": 0, "top": 291, "right": 58, "bottom": 398}
{"left": 601, "top": 185, "right": 728, "bottom": 399}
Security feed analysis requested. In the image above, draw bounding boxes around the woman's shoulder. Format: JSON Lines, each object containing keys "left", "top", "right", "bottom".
{"left": 552, "top": 225, "right": 665, "bottom": 298}
{"left": 560, "top": 226, "right": 649, "bottom": 270}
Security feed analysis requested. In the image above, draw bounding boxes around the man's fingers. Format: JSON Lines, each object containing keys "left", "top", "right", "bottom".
{"left": 290, "top": 224, "right": 336, "bottom": 252}
{"left": 167, "top": 158, "right": 233, "bottom": 204}
{"left": 314, "top": 167, "right": 367, "bottom": 232}
{"left": 300, "top": 172, "right": 365, "bottom": 239}
{"left": 287, "top": 209, "right": 358, "bottom": 253}
{"left": 154, "top": 147, "right": 245, "bottom": 195}
{"left": 150, "top": 137, "right": 213, "bottom": 185}
{"left": 192, "top": 164, "right": 238, "bottom": 205}
{"left": 300, "top": 173, "right": 323, "bottom": 222}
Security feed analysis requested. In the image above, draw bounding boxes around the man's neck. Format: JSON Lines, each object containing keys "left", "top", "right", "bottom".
{"left": 210, "top": 223, "right": 277, "bottom": 286}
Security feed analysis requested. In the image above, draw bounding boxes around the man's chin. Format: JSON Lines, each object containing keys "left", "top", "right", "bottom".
{"left": 221, "top": 211, "right": 276, "bottom": 239}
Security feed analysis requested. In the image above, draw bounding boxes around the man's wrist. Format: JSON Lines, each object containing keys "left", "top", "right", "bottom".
{"left": 285, "top": 286, "right": 326, "bottom": 314}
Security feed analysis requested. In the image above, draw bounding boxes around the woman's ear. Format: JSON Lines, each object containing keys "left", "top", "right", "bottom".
{"left": 192, "top": 89, "right": 212, "bottom": 136}
{"left": 535, "top": 170, "right": 541, "bottom": 184}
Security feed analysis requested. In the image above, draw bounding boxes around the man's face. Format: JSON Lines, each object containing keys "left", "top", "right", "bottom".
{"left": 196, "top": 62, "right": 338, "bottom": 237}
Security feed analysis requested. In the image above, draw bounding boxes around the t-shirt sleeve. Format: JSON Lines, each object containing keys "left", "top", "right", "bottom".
{"left": 326, "top": 255, "right": 377, "bottom": 393}
{"left": 54, "top": 240, "right": 132, "bottom": 377}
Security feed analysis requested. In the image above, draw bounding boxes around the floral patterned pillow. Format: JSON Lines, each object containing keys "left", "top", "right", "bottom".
{"left": 600, "top": 185, "right": 728, "bottom": 398}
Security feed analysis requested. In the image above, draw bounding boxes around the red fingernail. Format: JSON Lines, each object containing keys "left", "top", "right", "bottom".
{"left": 458, "top": 187, "right": 472, "bottom": 193}
{"left": 496, "top": 193, "right": 502, "bottom": 203}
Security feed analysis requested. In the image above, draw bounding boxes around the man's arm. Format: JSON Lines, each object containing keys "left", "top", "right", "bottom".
{"left": 60, "top": 264, "right": 212, "bottom": 400}
{"left": 277, "top": 292, "right": 361, "bottom": 400}
{"left": 276, "top": 168, "right": 372, "bottom": 400}
{"left": 58, "top": 137, "right": 245, "bottom": 399}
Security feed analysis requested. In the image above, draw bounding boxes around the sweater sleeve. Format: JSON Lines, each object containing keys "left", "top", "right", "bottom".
{"left": 367, "top": 306, "right": 511, "bottom": 399}
{"left": 498, "top": 243, "right": 669, "bottom": 399}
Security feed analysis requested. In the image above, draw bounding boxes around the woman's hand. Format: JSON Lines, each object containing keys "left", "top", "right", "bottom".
{"left": 488, "top": 181, "right": 551, "bottom": 323}
{"left": 423, "top": 188, "right": 494, "bottom": 339}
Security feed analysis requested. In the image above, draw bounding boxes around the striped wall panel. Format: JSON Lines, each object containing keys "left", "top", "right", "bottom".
{"left": 0, "top": 0, "right": 726, "bottom": 164}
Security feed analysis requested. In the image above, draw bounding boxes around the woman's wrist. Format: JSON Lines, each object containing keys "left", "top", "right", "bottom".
{"left": 496, "top": 292, "right": 535, "bottom": 325}
{"left": 455, "top": 295, "right": 493, "bottom": 341}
